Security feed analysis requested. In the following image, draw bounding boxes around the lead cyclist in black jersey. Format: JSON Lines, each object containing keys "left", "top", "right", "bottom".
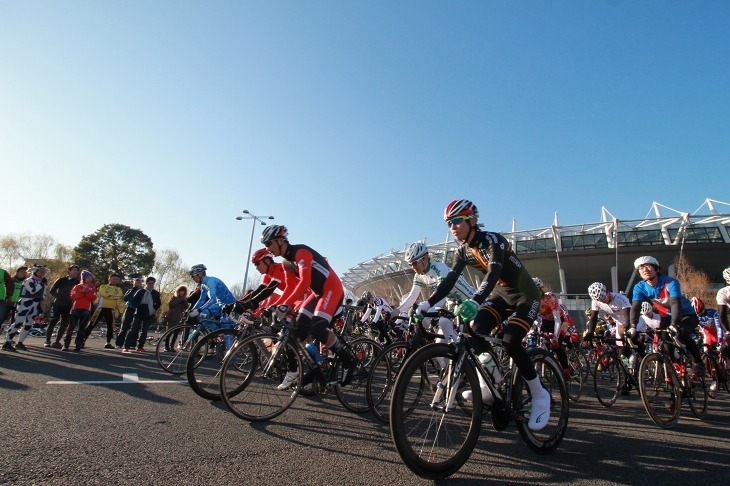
{"left": 415, "top": 199, "right": 552, "bottom": 430}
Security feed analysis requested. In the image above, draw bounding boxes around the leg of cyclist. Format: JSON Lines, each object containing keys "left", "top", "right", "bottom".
{"left": 473, "top": 298, "right": 551, "bottom": 431}
{"left": 678, "top": 314, "right": 704, "bottom": 375}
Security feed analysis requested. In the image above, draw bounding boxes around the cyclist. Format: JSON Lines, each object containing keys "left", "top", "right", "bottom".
{"left": 260, "top": 224, "right": 357, "bottom": 388}
{"left": 3, "top": 264, "right": 49, "bottom": 351}
{"left": 359, "top": 291, "right": 395, "bottom": 345}
{"left": 414, "top": 199, "right": 551, "bottom": 431}
{"left": 716, "top": 267, "right": 730, "bottom": 357}
{"left": 629, "top": 256, "right": 704, "bottom": 376}
{"left": 584, "top": 282, "right": 644, "bottom": 362}
{"left": 237, "top": 249, "right": 300, "bottom": 314}
{"left": 395, "top": 241, "right": 474, "bottom": 345}
{"left": 533, "top": 277, "right": 572, "bottom": 378}
{"left": 637, "top": 301, "right": 660, "bottom": 333}
{"left": 187, "top": 264, "right": 236, "bottom": 320}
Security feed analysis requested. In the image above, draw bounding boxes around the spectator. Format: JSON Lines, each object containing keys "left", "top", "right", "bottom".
{"left": 7, "top": 266, "right": 28, "bottom": 324}
{"left": 0, "top": 267, "right": 14, "bottom": 326}
{"left": 84, "top": 273, "right": 123, "bottom": 349}
{"left": 65, "top": 270, "right": 98, "bottom": 352}
{"left": 115, "top": 277, "right": 143, "bottom": 349}
{"left": 45, "top": 264, "right": 81, "bottom": 349}
{"left": 3, "top": 265, "right": 49, "bottom": 351}
{"left": 122, "top": 276, "right": 161, "bottom": 353}
{"left": 162, "top": 285, "right": 189, "bottom": 352}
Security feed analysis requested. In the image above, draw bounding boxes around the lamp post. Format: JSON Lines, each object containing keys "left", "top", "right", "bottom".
{"left": 236, "top": 210, "right": 275, "bottom": 291}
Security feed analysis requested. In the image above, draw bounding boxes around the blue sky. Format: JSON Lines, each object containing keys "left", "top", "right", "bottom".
{"left": 1, "top": 1, "right": 728, "bottom": 289}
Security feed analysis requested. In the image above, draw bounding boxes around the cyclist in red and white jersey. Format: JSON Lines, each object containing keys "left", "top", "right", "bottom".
{"left": 534, "top": 277, "right": 571, "bottom": 377}
{"left": 261, "top": 225, "right": 357, "bottom": 387}
{"left": 237, "top": 249, "right": 301, "bottom": 313}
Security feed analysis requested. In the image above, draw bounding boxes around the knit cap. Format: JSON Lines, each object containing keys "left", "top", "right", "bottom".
{"left": 81, "top": 270, "right": 94, "bottom": 281}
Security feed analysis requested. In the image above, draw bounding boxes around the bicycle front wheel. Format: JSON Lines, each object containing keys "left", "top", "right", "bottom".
{"left": 593, "top": 351, "right": 624, "bottom": 408}
{"left": 389, "top": 343, "right": 481, "bottom": 480}
{"left": 681, "top": 353, "right": 707, "bottom": 419}
{"left": 565, "top": 348, "right": 585, "bottom": 402}
{"left": 638, "top": 352, "right": 680, "bottom": 429}
{"left": 702, "top": 352, "right": 719, "bottom": 399}
{"left": 367, "top": 343, "right": 409, "bottom": 424}
{"left": 719, "top": 353, "right": 730, "bottom": 394}
{"left": 186, "top": 328, "right": 239, "bottom": 401}
{"left": 334, "top": 338, "right": 382, "bottom": 413}
{"left": 156, "top": 325, "right": 204, "bottom": 374}
{"left": 220, "top": 333, "right": 301, "bottom": 422}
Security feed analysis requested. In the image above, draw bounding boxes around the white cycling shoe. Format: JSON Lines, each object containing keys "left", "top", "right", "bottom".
{"left": 528, "top": 388, "right": 552, "bottom": 431}
{"left": 277, "top": 371, "right": 298, "bottom": 390}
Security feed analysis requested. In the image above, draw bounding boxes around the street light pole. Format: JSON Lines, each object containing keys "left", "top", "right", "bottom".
{"left": 236, "top": 209, "right": 275, "bottom": 291}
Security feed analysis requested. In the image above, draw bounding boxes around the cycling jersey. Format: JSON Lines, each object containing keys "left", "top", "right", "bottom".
{"left": 717, "top": 286, "right": 730, "bottom": 308}
{"left": 397, "top": 260, "right": 475, "bottom": 314}
{"left": 428, "top": 229, "right": 540, "bottom": 313}
{"left": 632, "top": 276, "right": 695, "bottom": 318}
{"left": 98, "top": 284, "right": 124, "bottom": 309}
{"left": 192, "top": 275, "right": 236, "bottom": 313}
{"left": 538, "top": 292, "right": 562, "bottom": 322}
{"left": 591, "top": 292, "right": 631, "bottom": 326}
{"left": 361, "top": 296, "right": 393, "bottom": 324}
{"left": 244, "top": 262, "right": 299, "bottom": 309}
{"left": 279, "top": 243, "right": 342, "bottom": 320}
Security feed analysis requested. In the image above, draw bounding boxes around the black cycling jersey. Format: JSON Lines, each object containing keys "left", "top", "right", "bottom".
{"left": 428, "top": 229, "right": 540, "bottom": 308}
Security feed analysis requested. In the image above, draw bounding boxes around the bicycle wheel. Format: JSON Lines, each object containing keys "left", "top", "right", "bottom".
{"left": 681, "top": 353, "right": 707, "bottom": 419}
{"left": 334, "top": 338, "right": 382, "bottom": 413}
{"left": 367, "top": 343, "right": 409, "bottom": 424}
{"left": 389, "top": 343, "right": 481, "bottom": 480}
{"left": 719, "top": 353, "right": 730, "bottom": 394}
{"left": 593, "top": 351, "right": 624, "bottom": 407}
{"left": 638, "top": 352, "right": 680, "bottom": 429}
{"left": 156, "top": 325, "right": 205, "bottom": 374}
{"left": 702, "top": 352, "right": 719, "bottom": 399}
{"left": 565, "top": 348, "right": 584, "bottom": 402}
{"left": 515, "top": 348, "right": 569, "bottom": 454}
{"left": 186, "top": 328, "right": 239, "bottom": 401}
{"left": 220, "top": 333, "right": 301, "bottom": 422}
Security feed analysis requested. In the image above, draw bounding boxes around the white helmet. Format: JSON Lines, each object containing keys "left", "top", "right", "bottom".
{"left": 723, "top": 266, "right": 730, "bottom": 284}
{"left": 532, "top": 277, "right": 544, "bottom": 289}
{"left": 405, "top": 242, "right": 429, "bottom": 263}
{"left": 641, "top": 301, "right": 653, "bottom": 315}
{"left": 634, "top": 256, "right": 659, "bottom": 269}
{"left": 587, "top": 282, "right": 607, "bottom": 302}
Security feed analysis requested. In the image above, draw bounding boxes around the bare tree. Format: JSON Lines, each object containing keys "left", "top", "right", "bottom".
{"left": 673, "top": 255, "right": 715, "bottom": 304}
{"left": 153, "top": 249, "right": 190, "bottom": 297}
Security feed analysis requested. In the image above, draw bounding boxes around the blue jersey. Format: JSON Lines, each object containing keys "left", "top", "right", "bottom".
{"left": 192, "top": 275, "right": 236, "bottom": 312}
{"left": 632, "top": 276, "right": 695, "bottom": 318}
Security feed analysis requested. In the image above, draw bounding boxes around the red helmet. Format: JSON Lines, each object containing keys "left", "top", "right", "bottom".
{"left": 251, "top": 248, "right": 274, "bottom": 264}
{"left": 691, "top": 297, "right": 705, "bottom": 316}
{"left": 444, "top": 199, "right": 479, "bottom": 222}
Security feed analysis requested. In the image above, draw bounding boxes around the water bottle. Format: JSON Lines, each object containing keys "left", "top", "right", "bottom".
{"left": 628, "top": 354, "right": 637, "bottom": 371}
{"left": 305, "top": 343, "right": 323, "bottom": 364}
{"left": 479, "top": 353, "right": 502, "bottom": 383}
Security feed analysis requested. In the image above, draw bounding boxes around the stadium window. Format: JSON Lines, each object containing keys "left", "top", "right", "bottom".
{"left": 617, "top": 230, "right": 663, "bottom": 247}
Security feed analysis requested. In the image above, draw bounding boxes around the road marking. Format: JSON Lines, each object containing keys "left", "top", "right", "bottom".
{"left": 47, "top": 373, "right": 187, "bottom": 385}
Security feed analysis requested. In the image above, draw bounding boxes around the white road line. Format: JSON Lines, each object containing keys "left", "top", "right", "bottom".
{"left": 47, "top": 373, "right": 188, "bottom": 385}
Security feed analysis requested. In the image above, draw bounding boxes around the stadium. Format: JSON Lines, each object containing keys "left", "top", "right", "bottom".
{"left": 341, "top": 198, "right": 730, "bottom": 328}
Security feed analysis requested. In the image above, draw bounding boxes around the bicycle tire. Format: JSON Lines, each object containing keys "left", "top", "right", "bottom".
{"left": 681, "top": 353, "right": 707, "bottom": 419}
{"left": 593, "top": 351, "right": 623, "bottom": 408}
{"left": 565, "top": 348, "right": 584, "bottom": 402}
{"left": 719, "top": 354, "right": 730, "bottom": 394}
{"left": 186, "top": 328, "right": 239, "bottom": 401}
{"left": 389, "top": 343, "right": 481, "bottom": 480}
{"left": 220, "top": 333, "right": 301, "bottom": 422}
{"left": 515, "top": 348, "right": 569, "bottom": 454}
{"left": 367, "top": 343, "right": 410, "bottom": 424}
{"left": 155, "top": 324, "right": 205, "bottom": 375}
{"left": 334, "top": 338, "right": 382, "bottom": 413}
{"left": 702, "top": 352, "right": 719, "bottom": 399}
{"left": 638, "top": 352, "right": 680, "bottom": 429}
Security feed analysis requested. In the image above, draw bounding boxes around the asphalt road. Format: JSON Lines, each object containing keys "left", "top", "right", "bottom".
{"left": 1, "top": 335, "right": 729, "bottom": 485}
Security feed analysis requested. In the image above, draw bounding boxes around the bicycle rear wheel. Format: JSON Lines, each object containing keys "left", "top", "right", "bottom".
{"left": 515, "top": 348, "right": 569, "bottom": 454}
{"left": 681, "top": 353, "right": 707, "bottom": 419}
{"left": 593, "top": 351, "right": 624, "bottom": 407}
{"left": 220, "top": 333, "right": 301, "bottom": 422}
{"left": 702, "top": 352, "right": 719, "bottom": 399}
{"left": 718, "top": 353, "right": 730, "bottom": 394}
{"left": 156, "top": 325, "right": 204, "bottom": 374}
{"left": 389, "top": 343, "right": 481, "bottom": 480}
{"left": 367, "top": 343, "right": 409, "bottom": 424}
{"left": 186, "top": 328, "right": 239, "bottom": 401}
{"left": 638, "top": 352, "right": 680, "bottom": 429}
{"left": 565, "top": 348, "right": 584, "bottom": 402}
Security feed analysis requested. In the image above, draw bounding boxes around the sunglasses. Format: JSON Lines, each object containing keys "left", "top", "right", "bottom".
{"left": 446, "top": 216, "right": 471, "bottom": 227}
{"left": 409, "top": 256, "right": 426, "bottom": 267}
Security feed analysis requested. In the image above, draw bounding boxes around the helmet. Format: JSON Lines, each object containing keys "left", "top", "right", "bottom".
{"left": 361, "top": 291, "right": 373, "bottom": 302}
{"left": 691, "top": 297, "right": 705, "bottom": 316}
{"left": 532, "top": 277, "right": 544, "bottom": 289}
{"left": 634, "top": 256, "right": 659, "bottom": 270}
{"left": 260, "top": 225, "right": 288, "bottom": 244}
{"left": 443, "top": 199, "right": 479, "bottom": 222}
{"left": 641, "top": 301, "right": 653, "bottom": 315}
{"left": 723, "top": 266, "right": 730, "bottom": 284}
{"left": 251, "top": 248, "right": 274, "bottom": 264}
{"left": 587, "top": 282, "right": 607, "bottom": 302}
{"left": 405, "top": 242, "right": 429, "bottom": 263}
{"left": 584, "top": 308, "right": 592, "bottom": 317}
{"left": 189, "top": 264, "right": 207, "bottom": 277}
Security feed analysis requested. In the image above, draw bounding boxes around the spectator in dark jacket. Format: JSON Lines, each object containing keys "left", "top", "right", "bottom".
{"left": 115, "top": 277, "right": 143, "bottom": 349}
{"left": 0, "top": 267, "right": 14, "bottom": 326}
{"left": 45, "top": 264, "right": 80, "bottom": 348}
{"left": 122, "top": 277, "right": 161, "bottom": 353}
